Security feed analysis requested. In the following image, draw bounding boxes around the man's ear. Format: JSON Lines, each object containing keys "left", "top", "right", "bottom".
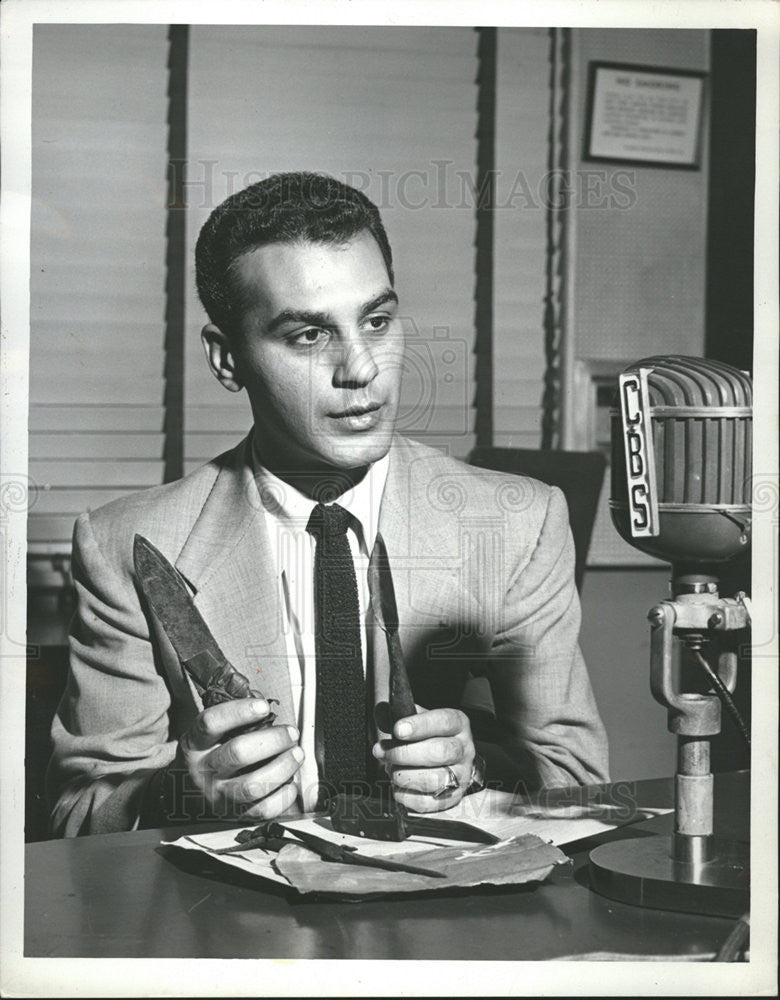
{"left": 201, "top": 323, "right": 243, "bottom": 392}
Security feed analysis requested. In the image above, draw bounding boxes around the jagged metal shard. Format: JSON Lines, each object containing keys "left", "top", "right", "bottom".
{"left": 133, "top": 533, "right": 275, "bottom": 718}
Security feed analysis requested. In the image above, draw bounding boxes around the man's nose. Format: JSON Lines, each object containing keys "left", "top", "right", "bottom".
{"left": 332, "top": 335, "right": 380, "bottom": 388}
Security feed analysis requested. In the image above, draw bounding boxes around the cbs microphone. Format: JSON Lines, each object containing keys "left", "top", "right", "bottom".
{"left": 588, "top": 355, "right": 752, "bottom": 917}
{"left": 609, "top": 354, "right": 752, "bottom": 579}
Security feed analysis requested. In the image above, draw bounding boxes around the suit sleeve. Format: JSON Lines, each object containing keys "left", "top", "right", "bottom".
{"left": 46, "top": 513, "right": 178, "bottom": 836}
{"left": 486, "top": 486, "right": 610, "bottom": 789}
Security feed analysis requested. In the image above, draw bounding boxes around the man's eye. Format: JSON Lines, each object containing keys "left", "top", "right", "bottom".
{"left": 292, "top": 328, "right": 327, "bottom": 347}
{"left": 365, "top": 315, "right": 390, "bottom": 334}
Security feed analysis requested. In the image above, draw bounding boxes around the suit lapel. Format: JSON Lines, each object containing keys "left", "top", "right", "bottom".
{"left": 175, "top": 436, "right": 296, "bottom": 726}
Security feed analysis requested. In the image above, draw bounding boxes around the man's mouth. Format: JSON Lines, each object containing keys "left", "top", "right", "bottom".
{"left": 330, "top": 402, "right": 382, "bottom": 418}
{"left": 328, "top": 401, "right": 384, "bottom": 430}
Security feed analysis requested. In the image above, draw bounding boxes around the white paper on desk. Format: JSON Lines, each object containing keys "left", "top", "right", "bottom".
{"left": 164, "top": 789, "right": 670, "bottom": 888}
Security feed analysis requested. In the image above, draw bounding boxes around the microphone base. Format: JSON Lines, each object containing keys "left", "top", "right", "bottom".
{"left": 589, "top": 831, "right": 748, "bottom": 918}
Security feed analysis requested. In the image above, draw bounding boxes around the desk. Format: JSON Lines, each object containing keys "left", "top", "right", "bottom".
{"left": 25, "top": 773, "right": 747, "bottom": 960}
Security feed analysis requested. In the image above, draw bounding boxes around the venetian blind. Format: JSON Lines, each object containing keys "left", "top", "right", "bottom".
{"left": 29, "top": 25, "right": 169, "bottom": 580}
{"left": 183, "top": 26, "right": 478, "bottom": 471}
{"left": 492, "top": 28, "right": 550, "bottom": 449}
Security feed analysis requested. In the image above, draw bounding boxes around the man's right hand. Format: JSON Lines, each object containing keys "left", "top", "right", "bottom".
{"left": 177, "top": 698, "right": 303, "bottom": 819}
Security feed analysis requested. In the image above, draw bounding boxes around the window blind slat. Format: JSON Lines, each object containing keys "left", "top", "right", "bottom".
{"left": 31, "top": 488, "right": 144, "bottom": 515}
{"left": 29, "top": 345, "right": 163, "bottom": 371}
{"left": 30, "top": 378, "right": 163, "bottom": 407}
{"left": 186, "top": 406, "right": 251, "bottom": 434}
{"left": 494, "top": 408, "right": 543, "bottom": 434}
{"left": 191, "top": 25, "right": 474, "bottom": 56}
{"left": 493, "top": 432, "right": 543, "bottom": 450}
{"left": 29, "top": 516, "right": 97, "bottom": 544}
{"left": 30, "top": 460, "right": 164, "bottom": 489}
{"left": 31, "top": 293, "right": 165, "bottom": 324}
{"left": 184, "top": 434, "right": 253, "bottom": 462}
{"left": 30, "top": 434, "right": 165, "bottom": 461}
{"left": 29, "top": 406, "right": 164, "bottom": 433}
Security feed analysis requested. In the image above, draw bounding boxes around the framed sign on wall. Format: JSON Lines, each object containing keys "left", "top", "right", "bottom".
{"left": 584, "top": 61, "right": 707, "bottom": 169}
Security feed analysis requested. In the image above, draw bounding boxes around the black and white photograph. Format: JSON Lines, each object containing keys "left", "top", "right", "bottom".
{"left": 1, "top": 0, "right": 777, "bottom": 996}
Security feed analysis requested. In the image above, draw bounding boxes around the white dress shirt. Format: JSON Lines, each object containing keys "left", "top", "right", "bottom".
{"left": 250, "top": 444, "right": 390, "bottom": 811}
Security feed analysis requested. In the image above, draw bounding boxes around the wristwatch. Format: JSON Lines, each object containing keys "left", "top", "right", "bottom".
{"left": 466, "top": 752, "right": 487, "bottom": 795}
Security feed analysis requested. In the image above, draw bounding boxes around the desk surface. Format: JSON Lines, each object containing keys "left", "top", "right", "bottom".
{"left": 25, "top": 773, "right": 748, "bottom": 960}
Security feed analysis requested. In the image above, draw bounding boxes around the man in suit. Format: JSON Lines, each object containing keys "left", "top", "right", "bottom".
{"left": 47, "top": 173, "right": 609, "bottom": 837}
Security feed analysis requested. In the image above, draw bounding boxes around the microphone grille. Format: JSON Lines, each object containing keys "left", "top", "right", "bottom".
{"left": 611, "top": 355, "right": 752, "bottom": 508}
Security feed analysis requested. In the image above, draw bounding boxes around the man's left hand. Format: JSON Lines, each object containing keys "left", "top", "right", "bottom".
{"left": 372, "top": 707, "right": 475, "bottom": 813}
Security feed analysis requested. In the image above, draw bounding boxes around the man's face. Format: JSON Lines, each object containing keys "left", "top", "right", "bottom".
{"left": 227, "top": 231, "right": 404, "bottom": 474}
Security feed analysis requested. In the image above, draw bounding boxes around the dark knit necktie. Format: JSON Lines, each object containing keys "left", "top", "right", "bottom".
{"left": 306, "top": 502, "right": 369, "bottom": 798}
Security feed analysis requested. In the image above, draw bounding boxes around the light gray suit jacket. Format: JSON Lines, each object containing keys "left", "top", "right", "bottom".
{"left": 47, "top": 434, "right": 609, "bottom": 837}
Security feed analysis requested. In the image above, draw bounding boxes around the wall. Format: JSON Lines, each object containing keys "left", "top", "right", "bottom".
{"left": 579, "top": 567, "right": 674, "bottom": 780}
{"left": 580, "top": 565, "right": 751, "bottom": 780}
{"left": 571, "top": 29, "right": 710, "bottom": 368}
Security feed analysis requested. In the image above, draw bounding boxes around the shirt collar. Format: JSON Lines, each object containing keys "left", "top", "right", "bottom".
{"left": 250, "top": 432, "right": 390, "bottom": 554}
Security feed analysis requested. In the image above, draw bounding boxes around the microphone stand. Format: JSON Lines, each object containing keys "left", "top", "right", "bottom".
{"left": 589, "top": 567, "right": 750, "bottom": 917}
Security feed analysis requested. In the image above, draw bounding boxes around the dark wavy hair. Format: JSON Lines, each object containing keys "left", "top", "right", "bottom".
{"left": 195, "top": 171, "right": 394, "bottom": 333}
